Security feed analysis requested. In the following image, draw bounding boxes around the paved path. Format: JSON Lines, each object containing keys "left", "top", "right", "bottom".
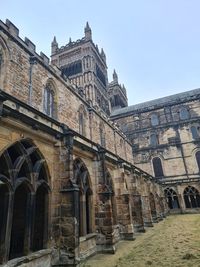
{"left": 81, "top": 214, "right": 200, "bottom": 267}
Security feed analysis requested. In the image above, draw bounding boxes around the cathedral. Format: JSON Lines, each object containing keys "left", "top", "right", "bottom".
{"left": 0, "top": 18, "right": 199, "bottom": 267}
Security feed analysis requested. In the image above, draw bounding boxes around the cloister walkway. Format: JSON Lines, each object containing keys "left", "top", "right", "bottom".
{"left": 82, "top": 214, "right": 200, "bottom": 267}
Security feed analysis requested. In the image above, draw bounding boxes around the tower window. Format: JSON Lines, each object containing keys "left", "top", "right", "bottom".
{"left": 96, "top": 64, "right": 106, "bottom": 87}
{"left": 61, "top": 60, "right": 82, "bottom": 78}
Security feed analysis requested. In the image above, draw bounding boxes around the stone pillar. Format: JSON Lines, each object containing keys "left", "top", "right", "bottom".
{"left": 52, "top": 127, "right": 80, "bottom": 267}
{"left": 114, "top": 166, "right": 134, "bottom": 240}
{"left": 115, "top": 193, "right": 134, "bottom": 240}
{"left": 95, "top": 148, "right": 117, "bottom": 253}
{"left": 130, "top": 193, "right": 145, "bottom": 233}
{"left": 141, "top": 196, "right": 153, "bottom": 227}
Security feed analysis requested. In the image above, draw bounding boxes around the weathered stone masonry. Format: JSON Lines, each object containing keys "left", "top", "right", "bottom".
{"left": 0, "top": 19, "right": 167, "bottom": 267}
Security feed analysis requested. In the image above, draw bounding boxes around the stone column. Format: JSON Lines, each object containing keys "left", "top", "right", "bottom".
{"left": 130, "top": 193, "right": 145, "bottom": 233}
{"left": 141, "top": 196, "right": 153, "bottom": 227}
{"left": 95, "top": 148, "right": 117, "bottom": 254}
{"left": 114, "top": 166, "right": 134, "bottom": 240}
{"left": 52, "top": 127, "right": 79, "bottom": 267}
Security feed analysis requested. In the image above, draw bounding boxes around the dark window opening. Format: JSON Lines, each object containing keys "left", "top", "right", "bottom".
{"left": 183, "top": 186, "right": 200, "bottom": 208}
{"left": 33, "top": 186, "right": 48, "bottom": 251}
{"left": 9, "top": 184, "right": 29, "bottom": 259}
{"left": 96, "top": 64, "right": 106, "bottom": 87}
{"left": 0, "top": 185, "right": 9, "bottom": 263}
{"left": 0, "top": 155, "right": 10, "bottom": 178}
{"left": 164, "top": 188, "right": 180, "bottom": 209}
{"left": 43, "top": 84, "right": 56, "bottom": 119}
{"left": 152, "top": 157, "right": 164, "bottom": 178}
{"left": 0, "top": 140, "right": 50, "bottom": 262}
{"left": 61, "top": 60, "right": 82, "bottom": 77}
{"left": 195, "top": 151, "right": 200, "bottom": 172}
{"left": 18, "top": 161, "right": 31, "bottom": 180}
{"left": 191, "top": 126, "right": 199, "bottom": 139}
{"left": 74, "top": 159, "right": 92, "bottom": 237}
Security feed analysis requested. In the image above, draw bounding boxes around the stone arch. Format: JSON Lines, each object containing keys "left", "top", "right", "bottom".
{"left": 183, "top": 186, "right": 200, "bottom": 208}
{"left": 73, "top": 158, "right": 93, "bottom": 236}
{"left": 0, "top": 139, "right": 51, "bottom": 263}
{"left": 164, "top": 188, "right": 180, "bottom": 209}
{"left": 43, "top": 78, "right": 58, "bottom": 119}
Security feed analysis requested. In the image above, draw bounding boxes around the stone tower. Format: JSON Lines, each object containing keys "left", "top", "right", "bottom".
{"left": 51, "top": 22, "right": 110, "bottom": 114}
{"left": 108, "top": 69, "right": 128, "bottom": 111}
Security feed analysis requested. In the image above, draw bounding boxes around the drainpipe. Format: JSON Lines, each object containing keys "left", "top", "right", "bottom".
{"left": 28, "top": 56, "right": 37, "bottom": 105}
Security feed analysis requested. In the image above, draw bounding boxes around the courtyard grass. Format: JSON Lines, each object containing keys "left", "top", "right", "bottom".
{"left": 82, "top": 214, "right": 200, "bottom": 267}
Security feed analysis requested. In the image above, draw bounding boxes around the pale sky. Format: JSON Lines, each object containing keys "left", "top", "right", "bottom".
{"left": 1, "top": 0, "right": 200, "bottom": 106}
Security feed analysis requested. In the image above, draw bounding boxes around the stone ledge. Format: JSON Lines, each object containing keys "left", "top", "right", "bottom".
{"left": 79, "top": 233, "right": 97, "bottom": 242}
{"left": 3, "top": 249, "right": 52, "bottom": 267}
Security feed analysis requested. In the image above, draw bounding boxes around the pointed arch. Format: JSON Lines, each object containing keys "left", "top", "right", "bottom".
{"left": 0, "top": 139, "right": 51, "bottom": 262}
{"left": 73, "top": 158, "right": 93, "bottom": 236}
{"left": 164, "top": 188, "right": 180, "bottom": 209}
{"left": 43, "top": 79, "right": 57, "bottom": 119}
{"left": 183, "top": 186, "right": 200, "bottom": 208}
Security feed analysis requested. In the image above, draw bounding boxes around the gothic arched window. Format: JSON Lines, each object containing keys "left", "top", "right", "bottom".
{"left": 152, "top": 157, "right": 164, "bottom": 178}
{"left": 0, "top": 139, "right": 50, "bottom": 263}
{"left": 195, "top": 151, "right": 200, "bottom": 172}
{"left": 73, "top": 159, "right": 92, "bottom": 237}
{"left": 43, "top": 82, "right": 56, "bottom": 118}
{"left": 183, "top": 186, "right": 200, "bottom": 208}
{"left": 179, "top": 107, "right": 189, "bottom": 120}
{"left": 191, "top": 126, "right": 199, "bottom": 139}
{"left": 150, "top": 114, "right": 159, "bottom": 126}
{"left": 164, "top": 188, "right": 180, "bottom": 209}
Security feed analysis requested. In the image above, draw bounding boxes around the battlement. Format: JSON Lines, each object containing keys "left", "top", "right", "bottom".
{"left": 0, "top": 19, "right": 52, "bottom": 69}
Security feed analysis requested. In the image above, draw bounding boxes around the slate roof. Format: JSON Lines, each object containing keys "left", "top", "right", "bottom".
{"left": 111, "top": 88, "right": 200, "bottom": 117}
